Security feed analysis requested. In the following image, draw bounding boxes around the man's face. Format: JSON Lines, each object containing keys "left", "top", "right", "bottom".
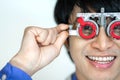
{"left": 69, "top": 6, "right": 120, "bottom": 80}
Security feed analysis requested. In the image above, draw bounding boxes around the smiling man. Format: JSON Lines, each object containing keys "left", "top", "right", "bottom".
{"left": 55, "top": 0, "right": 120, "bottom": 80}
{"left": 1, "top": 0, "right": 120, "bottom": 80}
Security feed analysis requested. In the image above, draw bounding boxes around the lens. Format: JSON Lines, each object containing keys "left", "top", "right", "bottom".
{"left": 82, "top": 25, "right": 93, "bottom": 36}
{"left": 113, "top": 26, "right": 120, "bottom": 36}
{"left": 109, "top": 21, "right": 120, "bottom": 39}
{"left": 78, "top": 21, "right": 97, "bottom": 39}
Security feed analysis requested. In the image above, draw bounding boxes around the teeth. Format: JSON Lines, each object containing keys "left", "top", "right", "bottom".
{"left": 88, "top": 56, "right": 115, "bottom": 62}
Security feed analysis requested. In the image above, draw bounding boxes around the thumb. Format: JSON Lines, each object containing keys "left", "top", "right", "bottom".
{"left": 54, "top": 31, "right": 68, "bottom": 51}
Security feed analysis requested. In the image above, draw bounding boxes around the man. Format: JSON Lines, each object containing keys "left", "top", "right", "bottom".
{"left": 1, "top": 0, "right": 120, "bottom": 80}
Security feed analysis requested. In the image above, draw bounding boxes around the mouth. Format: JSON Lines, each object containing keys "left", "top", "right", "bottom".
{"left": 86, "top": 56, "right": 117, "bottom": 69}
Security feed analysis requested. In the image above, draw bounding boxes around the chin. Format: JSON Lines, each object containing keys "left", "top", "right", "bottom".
{"left": 77, "top": 66, "right": 120, "bottom": 80}
{"left": 84, "top": 71, "right": 119, "bottom": 80}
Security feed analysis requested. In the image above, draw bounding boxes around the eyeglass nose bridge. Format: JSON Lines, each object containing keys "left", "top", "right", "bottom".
{"left": 97, "top": 8, "right": 107, "bottom": 28}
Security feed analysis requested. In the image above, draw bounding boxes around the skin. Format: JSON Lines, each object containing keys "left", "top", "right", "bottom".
{"left": 10, "top": 24, "right": 69, "bottom": 76}
{"left": 69, "top": 6, "right": 120, "bottom": 80}
{"left": 9, "top": 4, "right": 120, "bottom": 80}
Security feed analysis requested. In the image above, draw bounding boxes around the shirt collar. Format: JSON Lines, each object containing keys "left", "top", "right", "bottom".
{"left": 71, "top": 73, "right": 77, "bottom": 80}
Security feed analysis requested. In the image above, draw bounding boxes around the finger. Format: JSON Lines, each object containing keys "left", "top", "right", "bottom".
{"left": 55, "top": 24, "right": 69, "bottom": 33}
{"left": 40, "top": 24, "right": 68, "bottom": 45}
{"left": 36, "top": 29, "right": 49, "bottom": 43}
{"left": 50, "top": 28, "right": 57, "bottom": 44}
{"left": 51, "top": 24, "right": 68, "bottom": 44}
{"left": 54, "top": 31, "right": 68, "bottom": 51}
{"left": 24, "top": 26, "right": 49, "bottom": 44}
{"left": 51, "top": 33, "right": 57, "bottom": 44}
{"left": 41, "top": 29, "right": 54, "bottom": 45}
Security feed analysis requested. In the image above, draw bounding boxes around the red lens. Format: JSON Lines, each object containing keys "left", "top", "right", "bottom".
{"left": 77, "top": 18, "right": 97, "bottom": 39}
{"left": 78, "top": 22, "right": 97, "bottom": 39}
{"left": 110, "top": 21, "right": 120, "bottom": 39}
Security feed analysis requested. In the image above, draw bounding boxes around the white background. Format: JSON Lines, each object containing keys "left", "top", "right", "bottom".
{"left": 0, "top": 0, "right": 75, "bottom": 80}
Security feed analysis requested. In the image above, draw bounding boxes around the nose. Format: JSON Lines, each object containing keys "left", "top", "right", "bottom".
{"left": 91, "top": 27, "right": 113, "bottom": 51}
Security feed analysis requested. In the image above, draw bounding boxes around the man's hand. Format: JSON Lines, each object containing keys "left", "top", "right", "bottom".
{"left": 10, "top": 24, "right": 69, "bottom": 76}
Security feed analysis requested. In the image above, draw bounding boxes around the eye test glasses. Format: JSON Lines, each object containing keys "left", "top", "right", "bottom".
{"left": 69, "top": 8, "right": 120, "bottom": 39}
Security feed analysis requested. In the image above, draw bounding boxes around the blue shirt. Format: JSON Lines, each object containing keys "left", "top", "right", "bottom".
{"left": 71, "top": 73, "right": 77, "bottom": 80}
{"left": 0, "top": 63, "right": 77, "bottom": 80}
{"left": 0, "top": 63, "right": 32, "bottom": 80}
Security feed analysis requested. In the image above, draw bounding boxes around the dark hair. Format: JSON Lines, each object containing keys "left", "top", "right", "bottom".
{"left": 54, "top": 0, "right": 120, "bottom": 62}
{"left": 54, "top": 0, "right": 120, "bottom": 24}
{"left": 54, "top": 0, "right": 76, "bottom": 24}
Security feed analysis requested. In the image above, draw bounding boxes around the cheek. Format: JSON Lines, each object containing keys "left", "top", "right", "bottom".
{"left": 69, "top": 37, "right": 88, "bottom": 61}
{"left": 69, "top": 37, "right": 91, "bottom": 76}
{"left": 113, "top": 40, "right": 120, "bottom": 47}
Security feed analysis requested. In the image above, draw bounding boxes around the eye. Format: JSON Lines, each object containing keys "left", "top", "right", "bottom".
{"left": 77, "top": 17, "right": 98, "bottom": 39}
{"left": 78, "top": 21, "right": 98, "bottom": 39}
{"left": 82, "top": 25, "right": 93, "bottom": 36}
{"left": 113, "top": 25, "right": 120, "bottom": 36}
{"left": 109, "top": 21, "right": 120, "bottom": 39}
